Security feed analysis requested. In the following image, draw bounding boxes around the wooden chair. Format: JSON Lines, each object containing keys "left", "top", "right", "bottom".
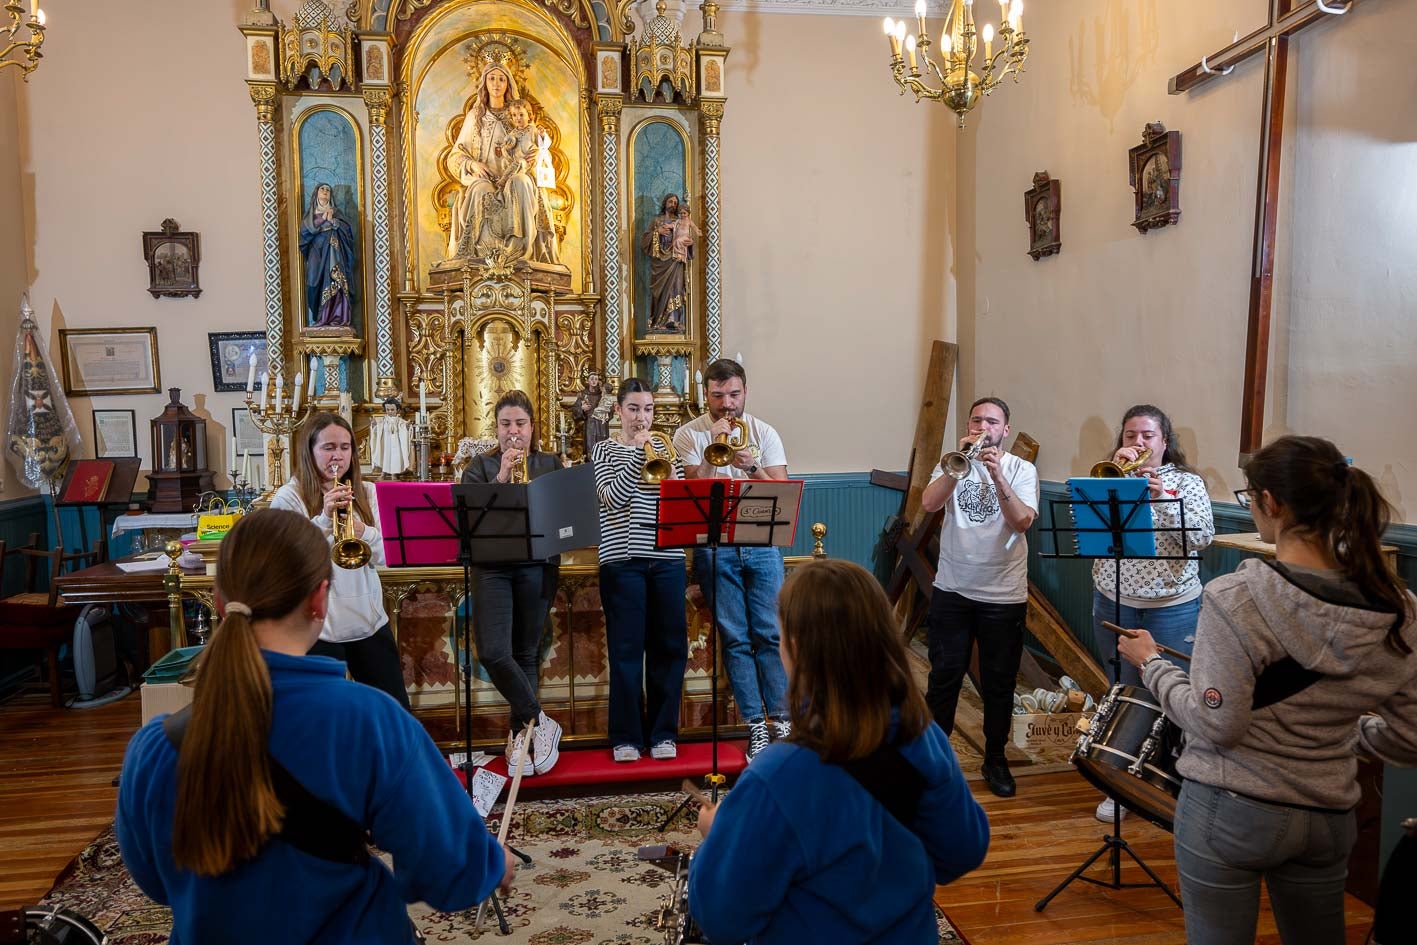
{"left": 0, "top": 533, "right": 104, "bottom": 707}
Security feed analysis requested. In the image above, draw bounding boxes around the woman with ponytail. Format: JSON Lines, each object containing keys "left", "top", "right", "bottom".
{"left": 271, "top": 411, "right": 409, "bottom": 709}
{"left": 1118, "top": 435, "right": 1417, "bottom": 945}
{"left": 116, "top": 510, "right": 511, "bottom": 944}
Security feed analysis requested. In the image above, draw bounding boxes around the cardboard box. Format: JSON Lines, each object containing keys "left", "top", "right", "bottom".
{"left": 1011, "top": 712, "right": 1087, "bottom": 764}
{"left": 140, "top": 680, "right": 194, "bottom": 724}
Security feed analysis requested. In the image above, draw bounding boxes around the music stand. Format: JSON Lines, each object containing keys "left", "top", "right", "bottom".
{"left": 1032, "top": 478, "right": 1195, "bottom": 912}
{"left": 654, "top": 477, "right": 803, "bottom": 831}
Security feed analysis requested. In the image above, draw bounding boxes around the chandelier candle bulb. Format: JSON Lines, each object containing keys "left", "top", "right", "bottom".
{"left": 1010, "top": 0, "right": 1021, "bottom": 33}
{"left": 883, "top": 16, "right": 897, "bottom": 57}
{"left": 983, "top": 23, "right": 993, "bottom": 62}
{"left": 29, "top": 0, "right": 36, "bottom": 19}
{"left": 914, "top": 0, "right": 927, "bottom": 41}
{"left": 906, "top": 33, "right": 918, "bottom": 72}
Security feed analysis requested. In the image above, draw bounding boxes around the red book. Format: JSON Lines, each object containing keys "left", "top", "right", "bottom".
{"left": 61, "top": 460, "right": 116, "bottom": 504}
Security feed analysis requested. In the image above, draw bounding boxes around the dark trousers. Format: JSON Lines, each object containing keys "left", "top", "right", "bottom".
{"left": 925, "top": 589, "right": 1026, "bottom": 760}
{"left": 308, "top": 623, "right": 411, "bottom": 711}
{"left": 472, "top": 563, "right": 558, "bottom": 731}
{"left": 600, "top": 558, "right": 688, "bottom": 749}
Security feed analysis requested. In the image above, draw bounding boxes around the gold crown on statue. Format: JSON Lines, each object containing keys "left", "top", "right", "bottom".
{"left": 463, "top": 33, "right": 530, "bottom": 89}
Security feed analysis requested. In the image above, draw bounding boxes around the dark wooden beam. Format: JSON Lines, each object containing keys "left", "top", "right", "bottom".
{"left": 869, "top": 469, "right": 909, "bottom": 492}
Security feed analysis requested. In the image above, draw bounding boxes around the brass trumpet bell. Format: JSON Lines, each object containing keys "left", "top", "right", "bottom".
{"left": 942, "top": 432, "right": 990, "bottom": 481}
{"left": 1091, "top": 447, "right": 1152, "bottom": 478}
{"left": 331, "top": 494, "right": 372, "bottom": 570}
{"left": 642, "top": 431, "right": 678, "bottom": 483}
{"left": 704, "top": 417, "right": 750, "bottom": 467}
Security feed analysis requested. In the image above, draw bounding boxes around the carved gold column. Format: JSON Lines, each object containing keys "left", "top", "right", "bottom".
{"left": 701, "top": 100, "right": 724, "bottom": 363}
{"left": 249, "top": 81, "right": 285, "bottom": 376}
{"left": 364, "top": 88, "right": 397, "bottom": 398}
{"left": 597, "top": 95, "right": 624, "bottom": 383}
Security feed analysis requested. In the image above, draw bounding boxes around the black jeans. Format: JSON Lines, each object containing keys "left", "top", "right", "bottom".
{"left": 308, "top": 623, "right": 411, "bottom": 710}
{"left": 600, "top": 558, "right": 688, "bottom": 749}
{"left": 925, "top": 589, "right": 1026, "bottom": 760}
{"left": 472, "top": 563, "right": 559, "bottom": 731}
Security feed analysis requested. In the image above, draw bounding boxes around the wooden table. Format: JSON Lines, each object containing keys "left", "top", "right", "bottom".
{"left": 55, "top": 559, "right": 213, "bottom": 663}
{"left": 1213, "top": 531, "right": 1399, "bottom": 570}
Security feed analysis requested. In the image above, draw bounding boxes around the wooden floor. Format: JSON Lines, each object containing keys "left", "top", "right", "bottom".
{"left": 0, "top": 689, "right": 1377, "bottom": 944}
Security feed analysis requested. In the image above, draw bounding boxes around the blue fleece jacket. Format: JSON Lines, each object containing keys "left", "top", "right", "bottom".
{"left": 688, "top": 720, "right": 989, "bottom": 944}
{"left": 115, "top": 651, "right": 502, "bottom": 945}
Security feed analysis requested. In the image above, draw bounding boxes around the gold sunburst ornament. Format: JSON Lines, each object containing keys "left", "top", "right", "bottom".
{"left": 881, "top": 0, "right": 1029, "bottom": 128}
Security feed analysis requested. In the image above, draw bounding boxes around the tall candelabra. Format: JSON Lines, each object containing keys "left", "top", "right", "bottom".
{"left": 0, "top": 1, "right": 45, "bottom": 78}
{"left": 882, "top": 0, "right": 1029, "bottom": 128}
{"left": 244, "top": 374, "right": 314, "bottom": 504}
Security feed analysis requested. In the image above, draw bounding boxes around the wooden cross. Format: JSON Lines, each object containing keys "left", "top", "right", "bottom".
{"left": 1169, "top": 0, "right": 1363, "bottom": 464}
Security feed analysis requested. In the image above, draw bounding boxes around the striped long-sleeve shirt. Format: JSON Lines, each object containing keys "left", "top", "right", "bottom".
{"left": 592, "top": 437, "right": 685, "bottom": 565}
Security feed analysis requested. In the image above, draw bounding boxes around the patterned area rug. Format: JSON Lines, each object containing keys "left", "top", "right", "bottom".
{"left": 43, "top": 793, "right": 966, "bottom": 944}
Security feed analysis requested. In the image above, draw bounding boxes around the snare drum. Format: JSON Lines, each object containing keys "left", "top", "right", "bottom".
{"left": 18, "top": 905, "right": 108, "bottom": 944}
{"left": 1072, "top": 683, "right": 1184, "bottom": 831}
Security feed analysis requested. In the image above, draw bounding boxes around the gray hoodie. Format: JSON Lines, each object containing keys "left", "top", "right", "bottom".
{"left": 1144, "top": 557, "right": 1417, "bottom": 810}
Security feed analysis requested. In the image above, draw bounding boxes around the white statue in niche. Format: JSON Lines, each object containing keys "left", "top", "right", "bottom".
{"left": 368, "top": 395, "right": 414, "bottom": 478}
{"left": 445, "top": 42, "right": 561, "bottom": 265}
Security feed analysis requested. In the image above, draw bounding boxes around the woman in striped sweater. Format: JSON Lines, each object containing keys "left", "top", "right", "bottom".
{"left": 592, "top": 378, "right": 688, "bottom": 763}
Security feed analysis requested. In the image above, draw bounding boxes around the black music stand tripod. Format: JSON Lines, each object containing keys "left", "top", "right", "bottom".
{"left": 656, "top": 479, "right": 795, "bottom": 832}
{"left": 1033, "top": 486, "right": 1193, "bottom": 912}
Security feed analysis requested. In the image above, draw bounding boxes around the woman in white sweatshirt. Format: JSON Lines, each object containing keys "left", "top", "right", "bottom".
{"left": 271, "top": 412, "right": 409, "bottom": 709}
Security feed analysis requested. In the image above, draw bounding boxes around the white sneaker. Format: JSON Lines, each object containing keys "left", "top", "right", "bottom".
{"left": 531, "top": 712, "right": 562, "bottom": 775}
{"left": 507, "top": 730, "right": 534, "bottom": 777}
{"left": 746, "top": 721, "right": 771, "bottom": 762}
{"left": 613, "top": 744, "right": 641, "bottom": 763}
{"left": 1095, "top": 796, "right": 1127, "bottom": 822}
{"left": 772, "top": 719, "right": 791, "bottom": 741}
{"left": 650, "top": 740, "right": 677, "bottom": 760}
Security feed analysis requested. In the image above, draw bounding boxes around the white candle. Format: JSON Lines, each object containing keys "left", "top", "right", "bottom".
{"left": 914, "top": 0, "right": 926, "bottom": 39}
{"left": 999, "top": 0, "right": 1008, "bottom": 27}
{"left": 29, "top": 0, "right": 37, "bottom": 19}
{"left": 883, "top": 17, "right": 898, "bottom": 57}
{"left": 419, "top": 380, "right": 427, "bottom": 418}
{"left": 258, "top": 373, "right": 269, "bottom": 412}
{"left": 736, "top": 351, "right": 743, "bottom": 367}
{"left": 230, "top": 434, "right": 238, "bottom": 472}
{"left": 292, "top": 372, "right": 303, "bottom": 414}
{"left": 274, "top": 373, "right": 284, "bottom": 413}
{"left": 308, "top": 357, "right": 318, "bottom": 396}
{"left": 983, "top": 23, "right": 994, "bottom": 61}
{"left": 694, "top": 369, "right": 703, "bottom": 403}
{"left": 245, "top": 353, "right": 257, "bottom": 393}
{"left": 622, "top": 357, "right": 631, "bottom": 378}
{"left": 906, "top": 33, "right": 918, "bottom": 71}
{"left": 1010, "top": 0, "right": 1021, "bottom": 32}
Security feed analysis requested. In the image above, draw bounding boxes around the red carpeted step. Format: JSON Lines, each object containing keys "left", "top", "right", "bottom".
{"left": 455, "top": 740, "right": 749, "bottom": 791}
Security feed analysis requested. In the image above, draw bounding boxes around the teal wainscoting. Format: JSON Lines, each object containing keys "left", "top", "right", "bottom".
{"left": 784, "top": 472, "right": 905, "bottom": 570}
{"left": 0, "top": 495, "right": 49, "bottom": 595}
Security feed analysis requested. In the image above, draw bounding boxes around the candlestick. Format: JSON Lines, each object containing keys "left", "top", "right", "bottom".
{"left": 292, "top": 372, "right": 303, "bottom": 415}
{"left": 258, "top": 373, "right": 269, "bottom": 412}
{"left": 246, "top": 353, "right": 257, "bottom": 393}
{"left": 308, "top": 357, "right": 318, "bottom": 396}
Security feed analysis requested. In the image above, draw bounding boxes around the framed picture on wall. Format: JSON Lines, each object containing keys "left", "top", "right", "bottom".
{"left": 58, "top": 327, "right": 161, "bottom": 396}
{"left": 143, "top": 219, "right": 202, "bottom": 298}
{"left": 209, "top": 331, "right": 269, "bottom": 393}
{"left": 92, "top": 409, "right": 138, "bottom": 458}
{"left": 232, "top": 407, "right": 265, "bottom": 455}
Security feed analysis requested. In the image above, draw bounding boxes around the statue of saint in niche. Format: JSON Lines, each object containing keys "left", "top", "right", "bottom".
{"left": 299, "top": 183, "right": 356, "bottom": 328}
{"left": 446, "top": 43, "right": 561, "bottom": 265}
{"left": 641, "top": 193, "right": 694, "bottom": 334}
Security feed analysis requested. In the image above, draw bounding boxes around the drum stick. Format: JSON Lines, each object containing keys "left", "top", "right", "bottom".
{"left": 681, "top": 778, "right": 714, "bottom": 808}
{"left": 1101, "top": 621, "right": 1191, "bottom": 662}
{"left": 475, "top": 716, "right": 536, "bottom": 931}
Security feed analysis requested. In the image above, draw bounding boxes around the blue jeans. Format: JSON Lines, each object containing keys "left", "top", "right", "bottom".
{"left": 692, "top": 546, "right": 787, "bottom": 724}
{"left": 600, "top": 558, "right": 689, "bottom": 749}
{"left": 1091, "top": 590, "right": 1199, "bottom": 689}
{"left": 1174, "top": 780, "right": 1356, "bottom": 945}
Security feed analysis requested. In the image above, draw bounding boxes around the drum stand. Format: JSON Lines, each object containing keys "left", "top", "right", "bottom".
{"left": 1033, "top": 487, "right": 1191, "bottom": 912}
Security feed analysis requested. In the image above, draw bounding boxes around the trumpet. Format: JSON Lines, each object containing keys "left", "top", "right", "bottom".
{"left": 508, "top": 436, "right": 529, "bottom": 484}
{"left": 703, "top": 417, "right": 751, "bottom": 467}
{"left": 642, "top": 431, "right": 679, "bottom": 483}
{"left": 1091, "top": 447, "right": 1151, "bottom": 478}
{"left": 942, "top": 432, "right": 990, "bottom": 480}
{"left": 328, "top": 463, "right": 372, "bottom": 570}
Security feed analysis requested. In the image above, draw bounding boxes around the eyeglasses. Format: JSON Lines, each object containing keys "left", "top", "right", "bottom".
{"left": 1234, "top": 489, "right": 1255, "bottom": 510}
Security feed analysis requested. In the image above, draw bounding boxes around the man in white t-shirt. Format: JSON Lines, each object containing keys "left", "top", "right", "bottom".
{"left": 920, "top": 396, "right": 1039, "bottom": 798}
{"left": 674, "top": 359, "right": 790, "bottom": 762}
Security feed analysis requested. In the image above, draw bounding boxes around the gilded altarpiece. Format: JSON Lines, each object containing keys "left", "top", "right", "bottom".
{"left": 237, "top": 0, "right": 736, "bottom": 746}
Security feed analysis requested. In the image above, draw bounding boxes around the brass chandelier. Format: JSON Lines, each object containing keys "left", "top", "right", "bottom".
{"left": 0, "top": 0, "right": 45, "bottom": 77}
{"left": 882, "top": 0, "right": 1028, "bottom": 128}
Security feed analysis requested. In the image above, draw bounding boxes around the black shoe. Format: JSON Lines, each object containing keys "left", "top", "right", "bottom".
{"left": 981, "top": 757, "right": 1016, "bottom": 798}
